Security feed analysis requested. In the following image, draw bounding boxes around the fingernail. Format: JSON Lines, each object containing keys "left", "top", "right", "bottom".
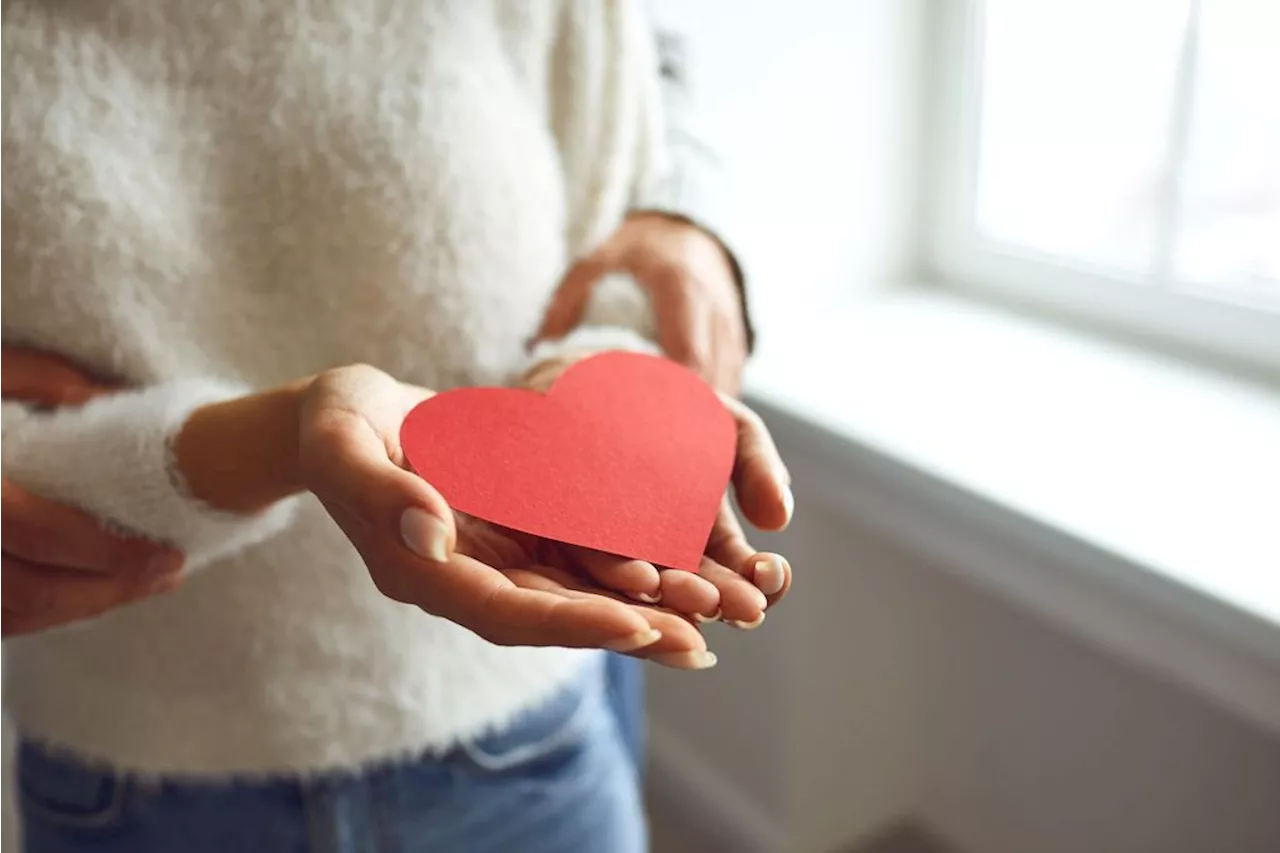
{"left": 727, "top": 612, "right": 766, "bottom": 630}
{"left": 693, "top": 608, "right": 722, "bottom": 625}
{"left": 753, "top": 555, "right": 786, "bottom": 596}
{"left": 145, "top": 551, "right": 185, "bottom": 576}
{"left": 400, "top": 508, "right": 451, "bottom": 562}
{"left": 780, "top": 485, "right": 795, "bottom": 529}
{"left": 651, "top": 650, "right": 718, "bottom": 670}
{"left": 605, "top": 629, "right": 662, "bottom": 652}
{"left": 630, "top": 590, "right": 661, "bottom": 604}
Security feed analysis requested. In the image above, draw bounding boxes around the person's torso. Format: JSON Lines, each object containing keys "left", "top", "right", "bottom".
{"left": 1, "top": 0, "right": 653, "bottom": 775}
{"left": 1, "top": 0, "right": 614, "bottom": 390}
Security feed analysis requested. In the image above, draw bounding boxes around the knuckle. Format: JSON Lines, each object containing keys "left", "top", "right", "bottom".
{"left": 310, "top": 418, "right": 362, "bottom": 455}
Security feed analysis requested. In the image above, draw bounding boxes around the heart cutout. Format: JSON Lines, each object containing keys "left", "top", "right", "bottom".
{"left": 399, "top": 351, "right": 736, "bottom": 571}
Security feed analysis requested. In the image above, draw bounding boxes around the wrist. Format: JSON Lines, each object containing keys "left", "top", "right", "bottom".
{"left": 519, "top": 353, "right": 586, "bottom": 393}
{"left": 175, "top": 377, "right": 314, "bottom": 513}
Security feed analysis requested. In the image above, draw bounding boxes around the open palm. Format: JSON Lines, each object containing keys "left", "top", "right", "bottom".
{"left": 299, "top": 361, "right": 792, "bottom": 668}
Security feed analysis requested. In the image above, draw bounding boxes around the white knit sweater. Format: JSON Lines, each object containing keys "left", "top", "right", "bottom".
{"left": 1, "top": 0, "right": 730, "bottom": 777}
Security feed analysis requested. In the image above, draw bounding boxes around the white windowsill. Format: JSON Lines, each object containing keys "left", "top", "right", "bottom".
{"left": 744, "top": 287, "right": 1280, "bottom": 735}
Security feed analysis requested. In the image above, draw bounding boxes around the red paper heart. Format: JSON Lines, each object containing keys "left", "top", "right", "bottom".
{"left": 400, "top": 351, "right": 736, "bottom": 571}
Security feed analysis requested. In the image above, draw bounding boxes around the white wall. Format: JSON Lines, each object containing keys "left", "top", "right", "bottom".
{"left": 648, "top": 503, "right": 925, "bottom": 853}
{"left": 648, "top": 3, "right": 1280, "bottom": 852}
{"left": 911, "top": 545, "right": 1280, "bottom": 853}
{"left": 650, "top": 486, "right": 1280, "bottom": 853}
{"left": 650, "top": 0, "right": 925, "bottom": 314}
{"left": 645, "top": 4, "right": 926, "bottom": 844}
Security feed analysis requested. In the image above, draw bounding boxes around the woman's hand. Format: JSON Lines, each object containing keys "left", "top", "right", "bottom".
{"left": 2, "top": 480, "right": 185, "bottom": 637}
{"left": 2, "top": 347, "right": 186, "bottom": 638}
{"left": 176, "top": 360, "right": 793, "bottom": 666}
{"left": 291, "top": 365, "right": 717, "bottom": 668}
{"left": 536, "top": 212, "right": 749, "bottom": 394}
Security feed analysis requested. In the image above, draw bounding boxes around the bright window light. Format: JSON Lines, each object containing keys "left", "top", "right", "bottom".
{"left": 930, "top": 0, "right": 1280, "bottom": 369}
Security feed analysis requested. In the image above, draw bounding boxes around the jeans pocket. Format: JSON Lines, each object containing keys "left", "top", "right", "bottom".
{"left": 18, "top": 741, "right": 130, "bottom": 831}
{"left": 457, "top": 667, "right": 603, "bottom": 778}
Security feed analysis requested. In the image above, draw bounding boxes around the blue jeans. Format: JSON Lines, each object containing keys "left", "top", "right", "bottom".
{"left": 18, "top": 656, "right": 646, "bottom": 853}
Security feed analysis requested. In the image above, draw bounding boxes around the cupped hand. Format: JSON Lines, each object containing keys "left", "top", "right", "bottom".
{"left": 537, "top": 212, "right": 749, "bottom": 394}
{"left": 297, "top": 365, "right": 718, "bottom": 668}
{"left": 521, "top": 355, "right": 794, "bottom": 630}
{"left": 2, "top": 346, "right": 186, "bottom": 638}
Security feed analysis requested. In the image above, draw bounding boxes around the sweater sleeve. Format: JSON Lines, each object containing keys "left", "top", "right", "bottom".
{"left": 1, "top": 379, "right": 300, "bottom": 572}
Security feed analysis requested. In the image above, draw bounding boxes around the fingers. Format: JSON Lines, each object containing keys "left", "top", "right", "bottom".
{"left": 535, "top": 256, "right": 611, "bottom": 342}
{"left": 494, "top": 568, "right": 670, "bottom": 648}
{"left": 2, "top": 556, "right": 181, "bottom": 638}
{"left": 646, "top": 273, "right": 712, "bottom": 378}
{"left": 382, "top": 544, "right": 656, "bottom": 650}
{"left": 713, "top": 312, "right": 746, "bottom": 396}
{"left": 304, "top": 410, "right": 456, "bottom": 561}
{"left": 656, "top": 568, "right": 720, "bottom": 621}
{"left": 452, "top": 557, "right": 657, "bottom": 650}
{"left": 453, "top": 514, "right": 531, "bottom": 569}
{"left": 705, "top": 501, "right": 757, "bottom": 571}
{"left": 721, "top": 395, "right": 793, "bottom": 532}
{"left": 706, "top": 515, "right": 791, "bottom": 606}
{"left": 511, "top": 565, "right": 714, "bottom": 669}
{"left": 1, "top": 480, "right": 185, "bottom": 575}
{"left": 703, "top": 514, "right": 769, "bottom": 625}
{"left": 341, "top": 505, "right": 659, "bottom": 652}
{"left": 0, "top": 347, "right": 111, "bottom": 407}
{"left": 711, "top": 532, "right": 788, "bottom": 604}
{"left": 681, "top": 501, "right": 791, "bottom": 629}
{"left": 563, "top": 545, "right": 661, "bottom": 602}
{"left": 615, "top": 603, "right": 712, "bottom": 669}
{"left": 748, "top": 553, "right": 792, "bottom": 604}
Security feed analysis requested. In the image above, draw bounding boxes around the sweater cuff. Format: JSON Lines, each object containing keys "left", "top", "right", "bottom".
{"left": 526, "top": 325, "right": 662, "bottom": 371}
{"left": 1, "top": 380, "right": 300, "bottom": 572}
{"left": 519, "top": 273, "right": 663, "bottom": 379}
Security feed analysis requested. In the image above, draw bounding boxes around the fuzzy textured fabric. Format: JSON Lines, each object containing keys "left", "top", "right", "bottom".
{"left": 1, "top": 382, "right": 301, "bottom": 571}
{"left": 1, "top": 0, "right": 721, "bottom": 778}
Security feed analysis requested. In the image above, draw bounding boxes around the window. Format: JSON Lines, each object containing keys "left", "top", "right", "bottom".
{"left": 926, "top": 0, "right": 1280, "bottom": 372}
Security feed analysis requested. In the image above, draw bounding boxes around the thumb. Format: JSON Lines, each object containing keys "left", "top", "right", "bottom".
{"left": 1, "top": 347, "right": 109, "bottom": 407}
{"left": 534, "top": 255, "right": 612, "bottom": 343}
{"left": 304, "top": 412, "right": 457, "bottom": 563}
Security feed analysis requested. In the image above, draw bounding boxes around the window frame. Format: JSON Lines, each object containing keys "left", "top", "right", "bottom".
{"left": 921, "top": 0, "right": 1280, "bottom": 376}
